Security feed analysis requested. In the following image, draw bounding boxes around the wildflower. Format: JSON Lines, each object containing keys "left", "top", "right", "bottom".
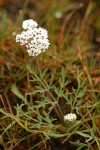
{"left": 22, "top": 19, "right": 38, "bottom": 30}
{"left": 54, "top": 12, "right": 62, "bottom": 19}
{"left": 16, "top": 19, "right": 50, "bottom": 56}
{"left": 64, "top": 113, "right": 77, "bottom": 122}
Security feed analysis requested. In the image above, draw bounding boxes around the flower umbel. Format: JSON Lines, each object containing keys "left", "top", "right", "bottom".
{"left": 64, "top": 113, "right": 77, "bottom": 122}
{"left": 16, "top": 19, "right": 50, "bottom": 56}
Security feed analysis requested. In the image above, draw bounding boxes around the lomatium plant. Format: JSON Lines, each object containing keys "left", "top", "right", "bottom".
{"left": 0, "top": 19, "right": 100, "bottom": 150}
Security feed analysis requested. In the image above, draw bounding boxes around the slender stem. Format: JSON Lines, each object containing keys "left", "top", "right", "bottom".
{"left": 34, "top": 57, "right": 41, "bottom": 74}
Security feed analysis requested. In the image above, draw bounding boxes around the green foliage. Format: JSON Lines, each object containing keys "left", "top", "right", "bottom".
{"left": 0, "top": 66, "right": 100, "bottom": 149}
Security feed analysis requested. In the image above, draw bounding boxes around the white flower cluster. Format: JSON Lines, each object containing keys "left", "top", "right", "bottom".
{"left": 64, "top": 113, "right": 77, "bottom": 122}
{"left": 16, "top": 19, "right": 50, "bottom": 56}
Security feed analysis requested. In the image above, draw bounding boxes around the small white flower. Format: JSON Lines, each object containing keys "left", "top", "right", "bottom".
{"left": 64, "top": 113, "right": 77, "bottom": 122}
{"left": 22, "top": 19, "right": 38, "bottom": 30}
{"left": 16, "top": 19, "right": 50, "bottom": 56}
{"left": 54, "top": 12, "right": 62, "bottom": 19}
